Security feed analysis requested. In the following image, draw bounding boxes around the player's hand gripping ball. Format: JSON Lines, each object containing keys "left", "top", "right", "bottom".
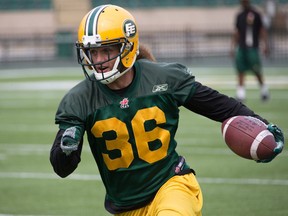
{"left": 221, "top": 116, "right": 284, "bottom": 163}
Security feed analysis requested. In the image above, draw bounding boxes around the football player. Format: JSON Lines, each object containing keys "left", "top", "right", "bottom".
{"left": 231, "top": 0, "right": 270, "bottom": 102}
{"left": 50, "top": 5, "right": 284, "bottom": 216}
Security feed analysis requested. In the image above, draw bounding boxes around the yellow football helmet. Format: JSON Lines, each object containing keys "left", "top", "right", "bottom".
{"left": 76, "top": 5, "right": 139, "bottom": 84}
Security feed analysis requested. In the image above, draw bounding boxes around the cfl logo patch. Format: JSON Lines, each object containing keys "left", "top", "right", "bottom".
{"left": 119, "top": 98, "right": 129, "bottom": 109}
{"left": 124, "top": 20, "right": 137, "bottom": 38}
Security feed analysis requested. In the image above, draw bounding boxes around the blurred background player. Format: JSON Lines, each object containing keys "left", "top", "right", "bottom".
{"left": 231, "top": 0, "right": 270, "bottom": 102}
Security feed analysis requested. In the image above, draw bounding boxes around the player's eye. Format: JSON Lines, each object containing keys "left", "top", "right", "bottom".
{"left": 102, "top": 48, "right": 112, "bottom": 56}
{"left": 89, "top": 49, "right": 97, "bottom": 56}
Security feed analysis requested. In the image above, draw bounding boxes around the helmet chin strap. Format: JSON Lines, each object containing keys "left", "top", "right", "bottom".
{"left": 101, "top": 42, "right": 138, "bottom": 84}
{"left": 102, "top": 52, "right": 137, "bottom": 84}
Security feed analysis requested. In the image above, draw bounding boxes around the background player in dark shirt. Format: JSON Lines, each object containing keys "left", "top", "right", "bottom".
{"left": 231, "top": 0, "right": 270, "bottom": 102}
{"left": 50, "top": 4, "right": 284, "bottom": 216}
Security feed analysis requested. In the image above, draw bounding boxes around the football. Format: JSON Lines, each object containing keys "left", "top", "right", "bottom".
{"left": 221, "top": 116, "right": 277, "bottom": 161}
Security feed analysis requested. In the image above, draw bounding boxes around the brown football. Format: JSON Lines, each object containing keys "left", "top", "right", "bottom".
{"left": 221, "top": 116, "right": 277, "bottom": 161}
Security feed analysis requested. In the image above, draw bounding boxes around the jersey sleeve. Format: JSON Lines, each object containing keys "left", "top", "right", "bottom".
{"left": 184, "top": 81, "right": 269, "bottom": 124}
{"left": 165, "top": 63, "right": 197, "bottom": 105}
{"left": 55, "top": 81, "right": 89, "bottom": 129}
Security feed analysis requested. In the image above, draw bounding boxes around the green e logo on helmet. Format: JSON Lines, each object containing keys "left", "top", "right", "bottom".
{"left": 123, "top": 20, "right": 137, "bottom": 38}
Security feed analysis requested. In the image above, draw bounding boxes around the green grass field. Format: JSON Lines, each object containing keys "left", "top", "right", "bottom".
{"left": 0, "top": 66, "right": 287, "bottom": 216}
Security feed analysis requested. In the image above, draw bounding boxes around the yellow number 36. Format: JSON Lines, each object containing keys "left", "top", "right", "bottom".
{"left": 91, "top": 107, "right": 171, "bottom": 170}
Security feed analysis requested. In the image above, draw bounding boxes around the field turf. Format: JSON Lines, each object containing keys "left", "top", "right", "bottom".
{"left": 0, "top": 66, "right": 287, "bottom": 215}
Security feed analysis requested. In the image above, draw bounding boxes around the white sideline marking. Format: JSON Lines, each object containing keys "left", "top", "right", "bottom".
{"left": 0, "top": 76, "right": 287, "bottom": 91}
{"left": 0, "top": 172, "right": 101, "bottom": 181}
{"left": 0, "top": 172, "right": 288, "bottom": 186}
{"left": 0, "top": 81, "right": 78, "bottom": 91}
{"left": 199, "top": 177, "right": 288, "bottom": 185}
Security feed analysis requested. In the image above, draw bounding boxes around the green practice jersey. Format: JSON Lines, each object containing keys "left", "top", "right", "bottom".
{"left": 55, "top": 59, "right": 197, "bottom": 211}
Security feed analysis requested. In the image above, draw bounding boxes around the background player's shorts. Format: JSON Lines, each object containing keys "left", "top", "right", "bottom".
{"left": 235, "top": 47, "right": 262, "bottom": 74}
{"left": 115, "top": 173, "right": 203, "bottom": 216}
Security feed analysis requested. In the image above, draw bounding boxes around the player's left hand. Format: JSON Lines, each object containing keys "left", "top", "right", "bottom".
{"left": 60, "top": 126, "right": 84, "bottom": 156}
{"left": 257, "top": 124, "right": 284, "bottom": 163}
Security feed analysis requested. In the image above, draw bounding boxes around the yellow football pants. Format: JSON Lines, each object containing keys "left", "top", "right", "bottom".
{"left": 115, "top": 173, "right": 203, "bottom": 216}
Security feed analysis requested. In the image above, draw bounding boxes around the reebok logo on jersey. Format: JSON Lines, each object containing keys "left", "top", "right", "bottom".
{"left": 120, "top": 98, "right": 129, "bottom": 109}
{"left": 152, "top": 84, "right": 168, "bottom": 93}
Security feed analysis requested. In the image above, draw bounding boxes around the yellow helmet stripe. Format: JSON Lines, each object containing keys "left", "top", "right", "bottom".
{"left": 85, "top": 5, "right": 109, "bottom": 36}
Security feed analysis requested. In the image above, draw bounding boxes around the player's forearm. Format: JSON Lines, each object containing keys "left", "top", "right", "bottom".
{"left": 50, "top": 129, "right": 82, "bottom": 178}
{"left": 184, "top": 82, "right": 269, "bottom": 124}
